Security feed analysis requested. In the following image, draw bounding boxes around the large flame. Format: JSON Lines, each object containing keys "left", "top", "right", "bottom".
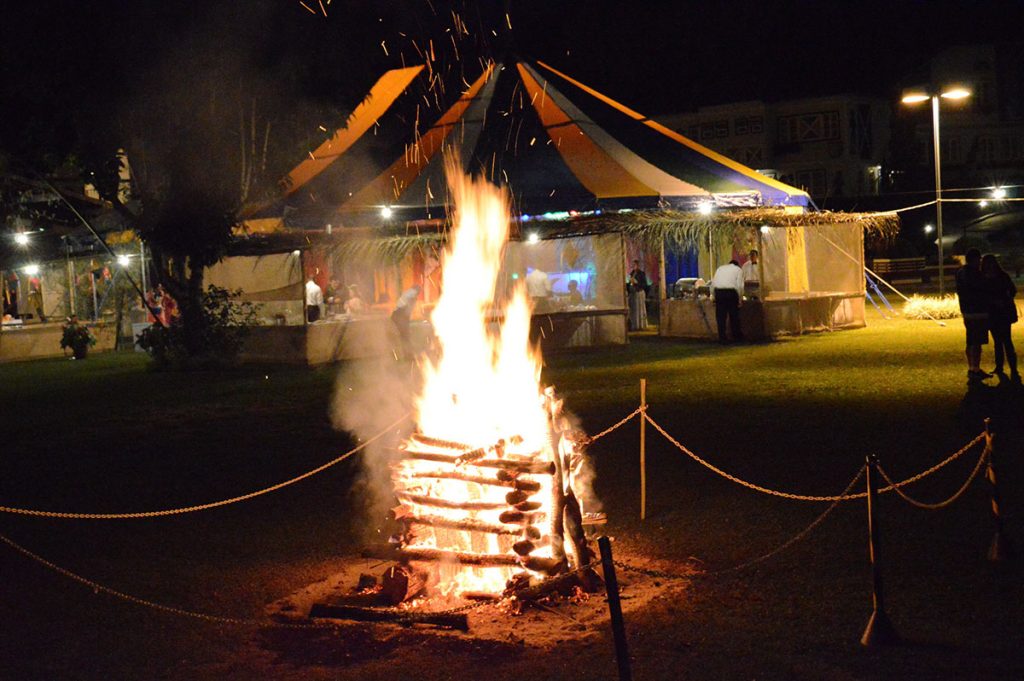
{"left": 393, "top": 163, "right": 553, "bottom": 597}
{"left": 416, "top": 170, "right": 547, "bottom": 448}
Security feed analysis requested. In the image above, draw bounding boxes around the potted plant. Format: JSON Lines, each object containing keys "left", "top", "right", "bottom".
{"left": 60, "top": 316, "right": 97, "bottom": 359}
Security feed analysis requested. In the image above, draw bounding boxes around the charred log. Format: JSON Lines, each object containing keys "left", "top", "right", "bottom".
{"left": 363, "top": 545, "right": 562, "bottom": 575}
{"left": 380, "top": 565, "right": 428, "bottom": 605}
{"left": 308, "top": 603, "right": 468, "bottom": 631}
{"left": 396, "top": 493, "right": 506, "bottom": 511}
{"left": 399, "top": 451, "right": 554, "bottom": 475}
{"left": 403, "top": 513, "right": 521, "bottom": 536}
{"left": 498, "top": 510, "right": 546, "bottom": 524}
{"left": 400, "top": 469, "right": 540, "bottom": 492}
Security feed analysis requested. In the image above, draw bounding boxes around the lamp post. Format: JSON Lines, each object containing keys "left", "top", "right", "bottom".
{"left": 902, "top": 85, "right": 970, "bottom": 295}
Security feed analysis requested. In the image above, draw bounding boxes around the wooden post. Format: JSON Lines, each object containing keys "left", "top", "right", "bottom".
{"left": 983, "top": 419, "right": 1012, "bottom": 561}
{"left": 640, "top": 378, "right": 647, "bottom": 521}
{"left": 598, "top": 536, "right": 632, "bottom": 681}
{"left": 861, "top": 455, "right": 898, "bottom": 647}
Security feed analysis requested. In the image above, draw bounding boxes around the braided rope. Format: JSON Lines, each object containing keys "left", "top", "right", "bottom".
{"left": 877, "top": 433, "right": 986, "bottom": 492}
{"left": 587, "top": 406, "right": 645, "bottom": 444}
{"left": 644, "top": 413, "right": 868, "bottom": 501}
{"left": 0, "top": 413, "right": 411, "bottom": 520}
{"left": 875, "top": 444, "right": 990, "bottom": 510}
{"left": 645, "top": 413, "right": 986, "bottom": 503}
{"left": 1, "top": 526, "right": 598, "bottom": 628}
{"left": 701, "top": 466, "right": 866, "bottom": 575}
{"left": 0, "top": 530, "right": 334, "bottom": 629}
{"left": 615, "top": 466, "right": 866, "bottom": 580}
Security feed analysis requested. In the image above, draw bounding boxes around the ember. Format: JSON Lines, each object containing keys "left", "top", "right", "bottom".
{"left": 389, "top": 160, "right": 595, "bottom": 600}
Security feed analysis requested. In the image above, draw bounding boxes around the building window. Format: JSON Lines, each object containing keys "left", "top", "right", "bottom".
{"left": 700, "top": 122, "right": 715, "bottom": 140}
{"left": 733, "top": 116, "right": 764, "bottom": 136}
{"left": 780, "top": 168, "right": 828, "bottom": 197}
{"left": 713, "top": 120, "right": 729, "bottom": 137}
{"left": 777, "top": 111, "right": 841, "bottom": 144}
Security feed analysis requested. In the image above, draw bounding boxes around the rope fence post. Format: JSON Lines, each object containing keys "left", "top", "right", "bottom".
{"left": 640, "top": 378, "right": 647, "bottom": 521}
{"left": 598, "top": 536, "right": 633, "bottom": 681}
{"left": 983, "top": 419, "right": 1012, "bottom": 562}
{"left": 861, "top": 454, "right": 898, "bottom": 647}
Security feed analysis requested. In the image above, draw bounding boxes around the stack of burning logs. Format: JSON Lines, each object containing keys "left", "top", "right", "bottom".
{"left": 379, "top": 386, "right": 598, "bottom": 604}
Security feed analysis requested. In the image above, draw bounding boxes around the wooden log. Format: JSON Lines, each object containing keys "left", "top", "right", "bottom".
{"left": 514, "top": 500, "right": 542, "bottom": 512}
{"left": 403, "top": 513, "right": 521, "bottom": 536}
{"left": 396, "top": 492, "right": 506, "bottom": 511}
{"left": 308, "top": 603, "right": 468, "bottom": 631}
{"left": 380, "top": 565, "right": 428, "bottom": 605}
{"left": 505, "top": 490, "right": 530, "bottom": 505}
{"left": 499, "top": 510, "right": 547, "bottom": 524}
{"left": 399, "top": 451, "right": 554, "bottom": 475}
{"left": 399, "top": 469, "right": 540, "bottom": 493}
{"left": 411, "top": 432, "right": 523, "bottom": 452}
{"left": 363, "top": 545, "right": 562, "bottom": 575}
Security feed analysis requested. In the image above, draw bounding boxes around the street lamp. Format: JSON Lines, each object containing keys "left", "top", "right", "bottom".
{"left": 902, "top": 84, "right": 971, "bottom": 295}
{"left": 14, "top": 233, "right": 29, "bottom": 246}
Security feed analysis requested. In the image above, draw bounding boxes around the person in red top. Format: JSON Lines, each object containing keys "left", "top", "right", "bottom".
{"left": 158, "top": 285, "right": 178, "bottom": 327}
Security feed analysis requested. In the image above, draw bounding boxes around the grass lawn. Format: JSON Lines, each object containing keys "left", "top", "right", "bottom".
{"left": 0, "top": 317, "right": 1021, "bottom": 680}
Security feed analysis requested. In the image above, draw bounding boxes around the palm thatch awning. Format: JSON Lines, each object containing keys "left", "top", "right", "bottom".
{"left": 537, "top": 207, "right": 899, "bottom": 249}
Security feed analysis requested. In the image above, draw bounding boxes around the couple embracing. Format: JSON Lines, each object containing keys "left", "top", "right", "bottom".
{"left": 956, "top": 248, "right": 1019, "bottom": 384}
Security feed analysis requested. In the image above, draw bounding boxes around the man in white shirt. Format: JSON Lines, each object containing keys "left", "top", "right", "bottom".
{"left": 391, "top": 284, "right": 421, "bottom": 359}
{"left": 305, "top": 276, "right": 324, "bottom": 323}
{"left": 741, "top": 249, "right": 760, "bottom": 284}
{"left": 710, "top": 260, "right": 744, "bottom": 343}
{"left": 525, "top": 267, "right": 552, "bottom": 312}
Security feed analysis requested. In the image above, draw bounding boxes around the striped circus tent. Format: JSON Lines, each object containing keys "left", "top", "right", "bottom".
{"left": 262, "top": 59, "right": 809, "bottom": 229}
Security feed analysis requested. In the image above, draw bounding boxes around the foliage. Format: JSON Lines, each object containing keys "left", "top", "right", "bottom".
{"left": 59, "top": 319, "right": 97, "bottom": 354}
{"left": 136, "top": 286, "right": 259, "bottom": 369}
{"left": 902, "top": 294, "right": 962, "bottom": 320}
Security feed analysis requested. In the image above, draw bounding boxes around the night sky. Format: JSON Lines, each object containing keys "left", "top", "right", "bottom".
{"left": 1, "top": 0, "right": 1021, "bottom": 166}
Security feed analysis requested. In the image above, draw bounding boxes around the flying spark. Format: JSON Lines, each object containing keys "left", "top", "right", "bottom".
{"left": 298, "top": 1, "right": 316, "bottom": 14}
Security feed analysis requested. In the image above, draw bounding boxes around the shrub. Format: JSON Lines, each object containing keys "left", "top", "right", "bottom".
{"left": 137, "top": 285, "right": 260, "bottom": 369}
{"left": 60, "top": 318, "right": 97, "bottom": 357}
{"left": 902, "top": 294, "right": 962, "bottom": 320}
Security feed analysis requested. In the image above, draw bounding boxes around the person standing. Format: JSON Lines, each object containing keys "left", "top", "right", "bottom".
{"left": 741, "top": 249, "right": 760, "bottom": 284}
{"left": 391, "top": 284, "right": 421, "bottom": 359}
{"left": 627, "top": 259, "right": 649, "bottom": 330}
{"left": 526, "top": 267, "right": 552, "bottom": 312}
{"left": 711, "top": 259, "right": 744, "bottom": 343}
{"left": 305, "top": 275, "right": 324, "bottom": 323}
{"left": 955, "top": 248, "right": 990, "bottom": 382}
{"left": 981, "top": 253, "right": 1019, "bottom": 383}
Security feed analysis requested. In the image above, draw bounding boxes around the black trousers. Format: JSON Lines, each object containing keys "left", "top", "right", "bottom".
{"left": 306, "top": 305, "right": 320, "bottom": 323}
{"left": 991, "top": 321, "right": 1018, "bottom": 373}
{"left": 714, "top": 289, "right": 743, "bottom": 342}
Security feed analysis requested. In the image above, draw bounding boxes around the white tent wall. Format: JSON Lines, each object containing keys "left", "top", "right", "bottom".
{"left": 205, "top": 252, "right": 304, "bottom": 326}
{"left": 503, "top": 232, "right": 626, "bottom": 312}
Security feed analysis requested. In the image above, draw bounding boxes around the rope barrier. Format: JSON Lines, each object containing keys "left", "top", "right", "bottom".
{"left": 615, "top": 466, "right": 867, "bottom": 581}
{"left": 643, "top": 412, "right": 986, "bottom": 503}
{"left": 0, "top": 529, "right": 334, "bottom": 629}
{"left": 876, "top": 444, "right": 990, "bottom": 510}
{"left": 0, "top": 524, "right": 600, "bottom": 629}
{"left": 644, "top": 413, "right": 867, "bottom": 501}
{"left": 587, "top": 406, "right": 645, "bottom": 444}
{"left": 0, "top": 413, "right": 412, "bottom": 520}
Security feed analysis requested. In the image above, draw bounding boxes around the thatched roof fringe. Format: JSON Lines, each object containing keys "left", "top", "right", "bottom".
{"left": 327, "top": 233, "right": 445, "bottom": 265}
{"left": 563, "top": 208, "right": 900, "bottom": 248}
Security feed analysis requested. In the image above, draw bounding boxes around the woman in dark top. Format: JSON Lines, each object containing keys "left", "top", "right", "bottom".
{"left": 981, "top": 254, "right": 1019, "bottom": 382}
